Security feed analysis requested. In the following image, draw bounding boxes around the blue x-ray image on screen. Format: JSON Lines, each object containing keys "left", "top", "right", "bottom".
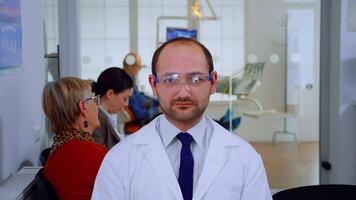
{"left": 166, "top": 27, "right": 197, "bottom": 41}
{"left": 0, "top": 0, "right": 22, "bottom": 70}
{"left": 0, "top": 21, "right": 22, "bottom": 69}
{"left": 0, "top": 0, "right": 21, "bottom": 22}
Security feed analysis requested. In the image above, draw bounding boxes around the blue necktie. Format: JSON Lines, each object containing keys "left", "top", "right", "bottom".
{"left": 177, "top": 132, "right": 194, "bottom": 200}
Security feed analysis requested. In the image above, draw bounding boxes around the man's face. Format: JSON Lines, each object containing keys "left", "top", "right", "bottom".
{"left": 149, "top": 43, "right": 217, "bottom": 127}
{"left": 125, "top": 55, "right": 143, "bottom": 77}
{"left": 130, "top": 65, "right": 142, "bottom": 77}
{"left": 132, "top": 55, "right": 144, "bottom": 76}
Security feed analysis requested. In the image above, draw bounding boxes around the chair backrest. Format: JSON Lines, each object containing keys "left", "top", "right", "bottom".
{"left": 232, "top": 62, "right": 265, "bottom": 95}
{"left": 216, "top": 62, "right": 265, "bottom": 96}
{"left": 117, "top": 106, "right": 140, "bottom": 134}
{"left": 33, "top": 168, "right": 60, "bottom": 200}
{"left": 39, "top": 148, "right": 51, "bottom": 166}
{"left": 272, "top": 184, "right": 356, "bottom": 200}
{"left": 117, "top": 106, "right": 134, "bottom": 124}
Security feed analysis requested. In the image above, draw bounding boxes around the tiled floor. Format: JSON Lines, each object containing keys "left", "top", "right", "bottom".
{"left": 251, "top": 142, "right": 319, "bottom": 189}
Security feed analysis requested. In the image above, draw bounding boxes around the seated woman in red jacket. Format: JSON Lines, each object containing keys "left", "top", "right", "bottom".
{"left": 42, "top": 77, "right": 108, "bottom": 200}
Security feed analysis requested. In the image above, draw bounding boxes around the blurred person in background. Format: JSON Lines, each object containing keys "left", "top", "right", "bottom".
{"left": 122, "top": 52, "right": 161, "bottom": 134}
{"left": 92, "top": 67, "right": 134, "bottom": 148}
{"left": 42, "top": 77, "right": 108, "bottom": 200}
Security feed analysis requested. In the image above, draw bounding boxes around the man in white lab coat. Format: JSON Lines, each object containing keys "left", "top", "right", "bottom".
{"left": 92, "top": 37, "right": 272, "bottom": 200}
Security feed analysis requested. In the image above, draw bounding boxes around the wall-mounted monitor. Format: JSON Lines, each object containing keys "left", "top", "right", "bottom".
{"left": 166, "top": 27, "right": 197, "bottom": 41}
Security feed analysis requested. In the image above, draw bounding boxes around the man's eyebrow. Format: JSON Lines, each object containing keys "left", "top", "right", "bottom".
{"left": 160, "top": 72, "right": 178, "bottom": 76}
{"left": 159, "top": 71, "right": 206, "bottom": 76}
{"left": 188, "top": 72, "right": 205, "bottom": 75}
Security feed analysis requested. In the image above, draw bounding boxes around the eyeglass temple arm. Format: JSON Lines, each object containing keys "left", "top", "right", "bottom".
{"left": 153, "top": 73, "right": 158, "bottom": 85}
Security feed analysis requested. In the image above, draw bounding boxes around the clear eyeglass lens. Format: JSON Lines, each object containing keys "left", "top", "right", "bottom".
{"left": 94, "top": 95, "right": 101, "bottom": 105}
{"left": 86, "top": 95, "right": 101, "bottom": 105}
{"left": 190, "top": 74, "right": 206, "bottom": 84}
{"left": 161, "top": 74, "right": 180, "bottom": 85}
{"left": 157, "top": 73, "right": 210, "bottom": 91}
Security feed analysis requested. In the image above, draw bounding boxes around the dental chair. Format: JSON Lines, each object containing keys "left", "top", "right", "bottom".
{"left": 216, "top": 62, "right": 266, "bottom": 110}
{"left": 215, "top": 63, "right": 267, "bottom": 131}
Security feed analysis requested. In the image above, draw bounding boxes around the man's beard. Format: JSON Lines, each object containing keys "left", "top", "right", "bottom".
{"left": 160, "top": 97, "right": 208, "bottom": 124}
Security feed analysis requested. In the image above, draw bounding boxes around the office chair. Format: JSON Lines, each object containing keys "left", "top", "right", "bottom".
{"left": 39, "top": 148, "right": 51, "bottom": 166}
{"left": 33, "top": 168, "right": 60, "bottom": 200}
{"left": 272, "top": 184, "right": 356, "bottom": 200}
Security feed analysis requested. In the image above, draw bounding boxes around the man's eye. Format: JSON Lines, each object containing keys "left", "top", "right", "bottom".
{"left": 163, "top": 76, "right": 178, "bottom": 84}
{"left": 191, "top": 75, "right": 204, "bottom": 83}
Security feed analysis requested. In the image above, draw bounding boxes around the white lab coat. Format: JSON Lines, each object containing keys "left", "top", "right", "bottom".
{"left": 92, "top": 116, "right": 272, "bottom": 200}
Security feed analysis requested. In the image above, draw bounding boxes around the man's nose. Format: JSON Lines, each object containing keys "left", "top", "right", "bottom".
{"left": 175, "top": 81, "right": 191, "bottom": 96}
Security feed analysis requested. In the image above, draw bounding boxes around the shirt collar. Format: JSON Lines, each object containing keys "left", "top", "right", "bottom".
{"left": 158, "top": 114, "right": 207, "bottom": 148}
{"left": 99, "top": 106, "right": 117, "bottom": 128}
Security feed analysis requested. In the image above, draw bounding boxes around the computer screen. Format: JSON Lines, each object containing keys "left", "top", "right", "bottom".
{"left": 166, "top": 27, "right": 197, "bottom": 41}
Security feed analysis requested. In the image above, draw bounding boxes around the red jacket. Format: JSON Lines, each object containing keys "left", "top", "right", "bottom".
{"left": 44, "top": 139, "right": 108, "bottom": 200}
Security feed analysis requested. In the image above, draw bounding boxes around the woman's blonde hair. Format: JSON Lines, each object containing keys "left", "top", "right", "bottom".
{"left": 42, "top": 77, "right": 92, "bottom": 134}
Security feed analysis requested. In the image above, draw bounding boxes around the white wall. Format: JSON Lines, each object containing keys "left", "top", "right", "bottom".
{"left": 205, "top": 0, "right": 286, "bottom": 142}
{"left": 237, "top": 0, "right": 286, "bottom": 141}
{"left": 206, "top": 0, "right": 319, "bottom": 142}
{"left": 0, "top": 0, "right": 45, "bottom": 183}
{"left": 244, "top": 0, "right": 286, "bottom": 114}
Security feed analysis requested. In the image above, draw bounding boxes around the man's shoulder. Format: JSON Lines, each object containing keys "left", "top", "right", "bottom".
{"left": 102, "top": 120, "right": 158, "bottom": 169}
{"left": 109, "top": 117, "right": 158, "bottom": 151}
{"left": 209, "top": 117, "right": 258, "bottom": 153}
{"left": 109, "top": 132, "right": 137, "bottom": 152}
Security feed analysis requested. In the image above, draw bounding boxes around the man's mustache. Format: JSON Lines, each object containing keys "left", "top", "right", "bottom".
{"left": 172, "top": 97, "right": 194, "bottom": 104}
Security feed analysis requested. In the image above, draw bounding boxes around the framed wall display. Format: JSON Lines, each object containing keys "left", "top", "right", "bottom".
{"left": 0, "top": 0, "right": 22, "bottom": 74}
{"left": 166, "top": 27, "right": 197, "bottom": 41}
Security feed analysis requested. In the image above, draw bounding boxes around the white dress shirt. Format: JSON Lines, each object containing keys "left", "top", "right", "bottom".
{"left": 156, "top": 114, "right": 213, "bottom": 192}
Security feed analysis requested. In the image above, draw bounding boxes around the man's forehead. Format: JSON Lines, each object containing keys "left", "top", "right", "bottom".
{"left": 164, "top": 41, "right": 201, "bottom": 51}
{"left": 159, "top": 42, "right": 205, "bottom": 61}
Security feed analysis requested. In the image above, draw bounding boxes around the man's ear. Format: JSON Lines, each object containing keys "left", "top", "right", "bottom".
{"left": 148, "top": 74, "right": 158, "bottom": 97}
{"left": 209, "top": 71, "right": 218, "bottom": 94}
{"left": 78, "top": 100, "right": 87, "bottom": 117}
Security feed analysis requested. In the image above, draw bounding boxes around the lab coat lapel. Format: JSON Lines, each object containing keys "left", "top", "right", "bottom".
{"left": 193, "top": 126, "right": 229, "bottom": 200}
{"left": 141, "top": 129, "right": 183, "bottom": 200}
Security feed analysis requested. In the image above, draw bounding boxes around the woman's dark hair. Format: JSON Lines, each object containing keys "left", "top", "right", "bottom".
{"left": 92, "top": 67, "right": 133, "bottom": 96}
{"left": 151, "top": 37, "right": 214, "bottom": 74}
